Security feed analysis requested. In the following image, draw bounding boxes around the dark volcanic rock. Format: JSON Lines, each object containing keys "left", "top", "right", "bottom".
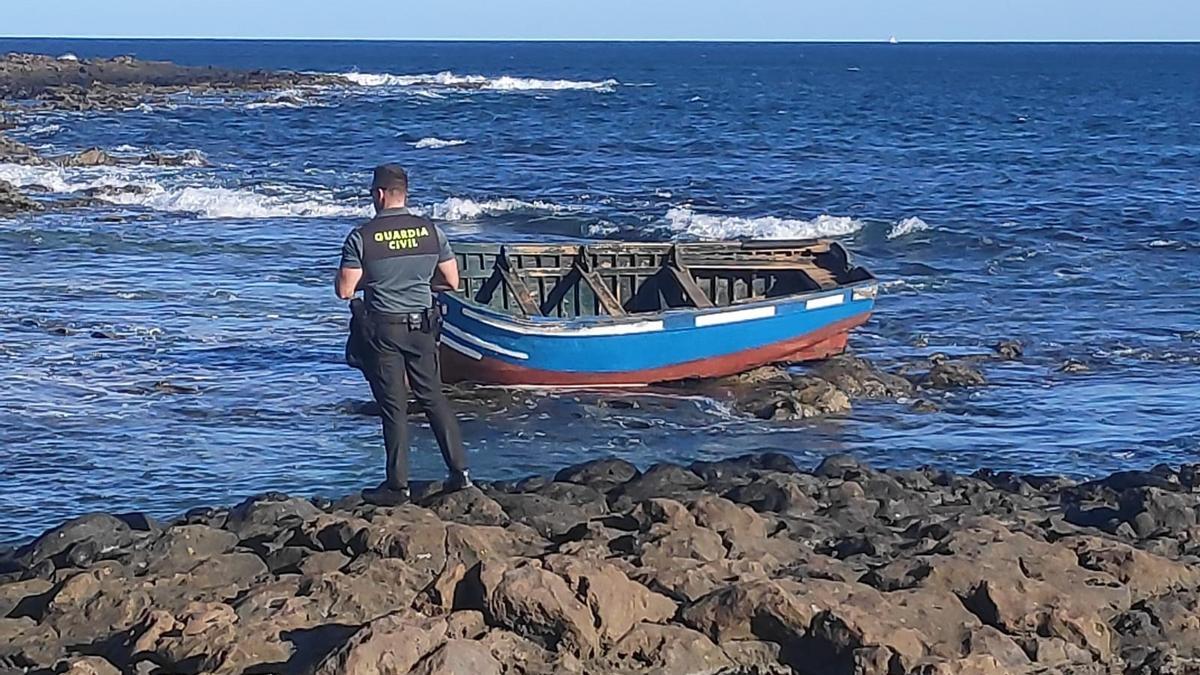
{"left": 921, "top": 356, "right": 988, "bottom": 389}
{"left": 0, "top": 179, "right": 41, "bottom": 215}
{"left": 2, "top": 454, "right": 1200, "bottom": 674}
{"left": 15, "top": 513, "right": 133, "bottom": 570}
{"left": 554, "top": 457, "right": 640, "bottom": 486}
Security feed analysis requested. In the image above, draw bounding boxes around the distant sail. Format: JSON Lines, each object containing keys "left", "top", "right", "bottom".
{"left": 888, "top": 36, "right": 899, "bottom": 44}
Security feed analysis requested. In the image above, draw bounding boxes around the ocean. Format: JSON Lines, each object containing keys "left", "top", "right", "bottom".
{"left": 1, "top": 40, "right": 1198, "bottom": 545}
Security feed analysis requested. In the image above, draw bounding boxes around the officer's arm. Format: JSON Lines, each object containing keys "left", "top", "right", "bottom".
{"left": 435, "top": 258, "right": 460, "bottom": 292}
{"left": 433, "top": 228, "right": 460, "bottom": 291}
{"left": 337, "top": 230, "right": 364, "bottom": 300}
{"left": 335, "top": 267, "right": 363, "bottom": 300}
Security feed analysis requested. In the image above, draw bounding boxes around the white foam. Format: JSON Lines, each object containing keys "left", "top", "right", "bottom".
{"left": 887, "top": 216, "right": 932, "bottom": 240}
{"left": 413, "top": 137, "right": 468, "bottom": 149}
{"left": 26, "top": 124, "right": 63, "bottom": 138}
{"left": 0, "top": 163, "right": 369, "bottom": 220}
{"left": 422, "top": 197, "right": 571, "bottom": 221}
{"left": 340, "top": 71, "right": 618, "bottom": 93}
{"left": 661, "top": 206, "right": 864, "bottom": 240}
{"left": 102, "top": 184, "right": 370, "bottom": 219}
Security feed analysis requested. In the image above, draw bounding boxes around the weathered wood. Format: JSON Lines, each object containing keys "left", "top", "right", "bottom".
{"left": 578, "top": 267, "right": 627, "bottom": 316}
{"left": 497, "top": 265, "right": 543, "bottom": 316}
{"left": 667, "top": 264, "right": 715, "bottom": 309}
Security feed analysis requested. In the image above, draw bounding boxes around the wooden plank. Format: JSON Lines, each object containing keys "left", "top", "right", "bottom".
{"left": 667, "top": 265, "right": 715, "bottom": 309}
{"left": 497, "top": 265, "right": 543, "bottom": 316}
{"left": 578, "top": 267, "right": 627, "bottom": 316}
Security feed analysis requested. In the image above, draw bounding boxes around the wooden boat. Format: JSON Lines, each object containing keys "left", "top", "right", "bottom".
{"left": 437, "top": 240, "right": 877, "bottom": 386}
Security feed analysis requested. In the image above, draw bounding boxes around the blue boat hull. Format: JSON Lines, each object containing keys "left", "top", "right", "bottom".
{"left": 437, "top": 282, "right": 877, "bottom": 386}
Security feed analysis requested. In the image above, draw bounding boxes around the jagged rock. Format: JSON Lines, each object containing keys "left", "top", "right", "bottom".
{"left": 59, "top": 656, "right": 121, "bottom": 675}
{"left": 0, "top": 179, "right": 41, "bottom": 214}
{"left": 542, "top": 555, "right": 677, "bottom": 645}
{"left": 605, "top": 623, "right": 733, "bottom": 674}
{"left": 490, "top": 493, "right": 597, "bottom": 538}
{"left": 410, "top": 639, "right": 501, "bottom": 675}
{"left": 478, "top": 560, "right": 600, "bottom": 657}
{"left": 554, "top": 457, "right": 640, "bottom": 486}
{"left": 922, "top": 357, "right": 987, "bottom": 389}
{"left": 812, "top": 354, "right": 916, "bottom": 398}
{"left": 423, "top": 488, "right": 510, "bottom": 527}
{"left": 314, "top": 609, "right": 448, "bottom": 675}
{"left": 994, "top": 339, "right": 1024, "bottom": 360}
{"left": 607, "top": 463, "right": 706, "bottom": 509}
{"left": 15, "top": 513, "right": 133, "bottom": 569}
{"left": 755, "top": 376, "right": 852, "bottom": 420}
{"left": 225, "top": 494, "right": 322, "bottom": 543}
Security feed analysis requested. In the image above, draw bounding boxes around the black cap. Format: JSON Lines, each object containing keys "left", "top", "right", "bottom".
{"left": 372, "top": 164, "right": 408, "bottom": 191}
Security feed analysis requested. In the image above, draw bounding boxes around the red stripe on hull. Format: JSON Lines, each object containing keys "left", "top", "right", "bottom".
{"left": 441, "top": 313, "right": 871, "bottom": 386}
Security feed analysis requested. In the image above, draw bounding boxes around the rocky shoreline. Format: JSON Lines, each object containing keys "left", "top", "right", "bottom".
{"left": 4, "top": 450, "right": 1200, "bottom": 674}
{"left": 0, "top": 52, "right": 344, "bottom": 215}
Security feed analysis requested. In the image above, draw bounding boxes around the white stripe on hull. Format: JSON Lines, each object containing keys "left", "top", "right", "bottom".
{"left": 441, "top": 335, "right": 483, "bottom": 360}
{"left": 694, "top": 305, "right": 777, "bottom": 327}
{"left": 443, "top": 323, "right": 529, "bottom": 360}
{"left": 805, "top": 293, "right": 846, "bottom": 310}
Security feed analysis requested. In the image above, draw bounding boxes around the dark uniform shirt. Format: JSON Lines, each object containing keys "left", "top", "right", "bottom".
{"left": 340, "top": 207, "right": 454, "bottom": 314}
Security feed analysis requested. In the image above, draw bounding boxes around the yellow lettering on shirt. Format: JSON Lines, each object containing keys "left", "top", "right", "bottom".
{"left": 375, "top": 227, "right": 431, "bottom": 246}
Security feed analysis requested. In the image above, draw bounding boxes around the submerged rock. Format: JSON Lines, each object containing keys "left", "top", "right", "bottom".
{"left": 921, "top": 356, "right": 988, "bottom": 389}
{"left": 0, "top": 179, "right": 41, "bottom": 215}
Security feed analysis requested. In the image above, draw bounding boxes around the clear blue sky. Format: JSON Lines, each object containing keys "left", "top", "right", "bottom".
{"left": 4, "top": 0, "right": 1199, "bottom": 41}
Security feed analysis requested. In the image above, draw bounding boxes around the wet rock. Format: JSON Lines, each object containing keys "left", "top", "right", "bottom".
{"left": 0, "top": 179, "right": 41, "bottom": 215}
{"left": 690, "top": 452, "right": 800, "bottom": 482}
{"left": 993, "top": 339, "right": 1024, "bottom": 360}
{"left": 554, "top": 457, "right": 640, "bottom": 486}
{"left": 0, "top": 133, "right": 42, "bottom": 164}
{"left": 921, "top": 357, "right": 987, "bottom": 389}
{"left": 812, "top": 354, "right": 916, "bottom": 398}
{"left": 58, "top": 147, "right": 111, "bottom": 166}
{"left": 1060, "top": 358, "right": 1091, "bottom": 373}
{"left": 607, "top": 463, "right": 706, "bottom": 509}
{"left": 15, "top": 513, "right": 133, "bottom": 569}
{"left": 755, "top": 376, "right": 852, "bottom": 420}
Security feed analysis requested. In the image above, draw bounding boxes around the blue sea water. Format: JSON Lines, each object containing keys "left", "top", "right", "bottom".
{"left": 1, "top": 40, "right": 1198, "bottom": 545}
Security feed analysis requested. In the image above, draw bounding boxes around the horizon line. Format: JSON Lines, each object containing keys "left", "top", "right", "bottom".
{"left": 2, "top": 35, "right": 1198, "bottom": 44}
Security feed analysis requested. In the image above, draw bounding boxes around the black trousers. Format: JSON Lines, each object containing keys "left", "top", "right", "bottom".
{"left": 364, "top": 315, "right": 467, "bottom": 489}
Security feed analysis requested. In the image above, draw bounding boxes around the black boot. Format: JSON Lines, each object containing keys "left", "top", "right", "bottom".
{"left": 362, "top": 482, "right": 410, "bottom": 506}
{"left": 446, "top": 470, "right": 473, "bottom": 492}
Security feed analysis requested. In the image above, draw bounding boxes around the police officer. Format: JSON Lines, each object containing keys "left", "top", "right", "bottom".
{"left": 336, "top": 164, "right": 470, "bottom": 504}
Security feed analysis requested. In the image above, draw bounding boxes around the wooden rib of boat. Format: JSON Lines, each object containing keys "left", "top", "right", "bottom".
{"left": 437, "top": 239, "right": 877, "bottom": 386}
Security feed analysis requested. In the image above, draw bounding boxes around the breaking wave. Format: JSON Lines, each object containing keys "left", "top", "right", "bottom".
{"left": 413, "top": 137, "right": 468, "bottom": 149}
{"left": 340, "top": 71, "right": 619, "bottom": 93}
{"left": 887, "top": 216, "right": 932, "bottom": 240}
{"left": 660, "top": 206, "right": 864, "bottom": 240}
{"left": 0, "top": 163, "right": 576, "bottom": 222}
{"left": 0, "top": 163, "right": 369, "bottom": 220}
{"left": 420, "top": 197, "right": 573, "bottom": 221}
{"left": 102, "top": 185, "right": 369, "bottom": 219}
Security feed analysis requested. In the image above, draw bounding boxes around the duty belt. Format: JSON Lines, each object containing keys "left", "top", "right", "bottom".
{"left": 370, "top": 307, "right": 439, "bottom": 330}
